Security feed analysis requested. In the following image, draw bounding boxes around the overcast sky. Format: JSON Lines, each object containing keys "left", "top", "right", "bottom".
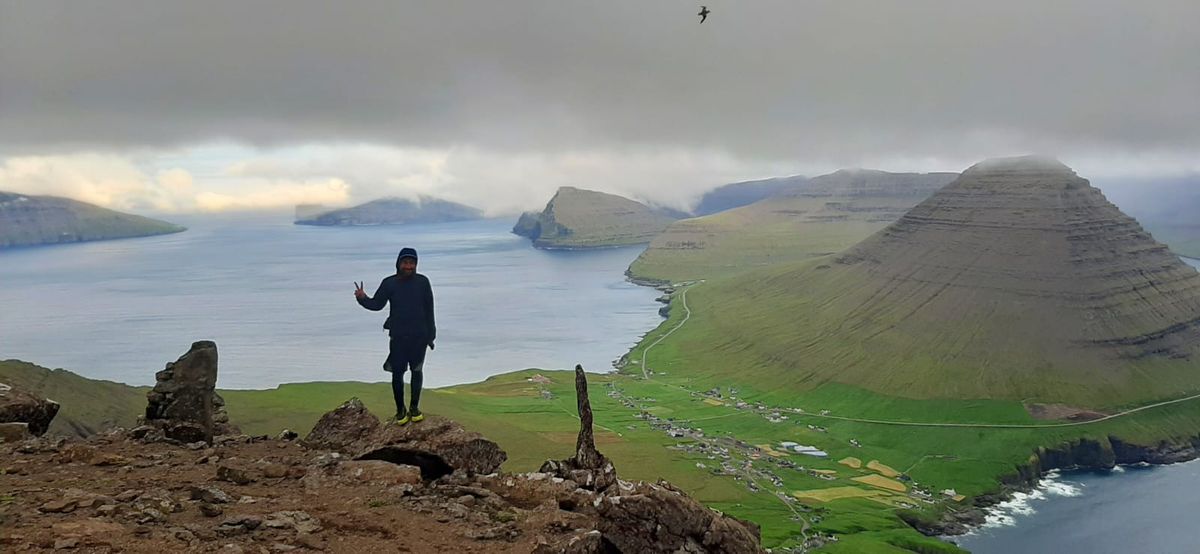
{"left": 2, "top": 1, "right": 1198, "bottom": 214}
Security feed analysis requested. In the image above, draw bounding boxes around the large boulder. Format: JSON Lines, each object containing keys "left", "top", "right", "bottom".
{"left": 303, "top": 398, "right": 506, "bottom": 479}
{"left": 301, "top": 398, "right": 380, "bottom": 452}
{"left": 143, "top": 341, "right": 238, "bottom": 443}
{"left": 357, "top": 416, "right": 508, "bottom": 479}
{"left": 597, "top": 480, "right": 764, "bottom": 554}
{"left": 0, "top": 381, "right": 60, "bottom": 436}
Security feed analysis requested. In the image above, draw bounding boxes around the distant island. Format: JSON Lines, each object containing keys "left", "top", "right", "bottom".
{"left": 294, "top": 196, "right": 484, "bottom": 226}
{"left": 512, "top": 186, "right": 678, "bottom": 249}
{"left": 0, "top": 191, "right": 185, "bottom": 249}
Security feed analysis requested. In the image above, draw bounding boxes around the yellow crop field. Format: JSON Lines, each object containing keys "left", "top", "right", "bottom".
{"left": 852, "top": 474, "right": 907, "bottom": 492}
{"left": 866, "top": 460, "right": 900, "bottom": 477}
{"left": 791, "top": 486, "right": 882, "bottom": 503}
{"left": 838, "top": 457, "right": 862, "bottom": 469}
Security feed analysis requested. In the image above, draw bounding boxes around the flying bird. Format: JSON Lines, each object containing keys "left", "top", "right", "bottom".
{"left": 698, "top": 6, "right": 710, "bottom": 24}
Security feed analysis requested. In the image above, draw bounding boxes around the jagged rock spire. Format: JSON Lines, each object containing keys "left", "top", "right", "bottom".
{"left": 573, "top": 364, "right": 603, "bottom": 469}
{"left": 540, "top": 365, "right": 616, "bottom": 491}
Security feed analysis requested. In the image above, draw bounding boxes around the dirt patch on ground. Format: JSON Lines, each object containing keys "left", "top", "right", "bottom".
{"left": 1025, "top": 403, "right": 1108, "bottom": 421}
{"left": 0, "top": 434, "right": 541, "bottom": 553}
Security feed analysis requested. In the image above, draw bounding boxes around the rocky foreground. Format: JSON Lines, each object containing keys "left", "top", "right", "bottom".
{"left": 0, "top": 364, "right": 763, "bottom": 553}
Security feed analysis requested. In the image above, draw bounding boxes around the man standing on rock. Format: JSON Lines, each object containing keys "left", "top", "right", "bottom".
{"left": 354, "top": 247, "right": 435, "bottom": 424}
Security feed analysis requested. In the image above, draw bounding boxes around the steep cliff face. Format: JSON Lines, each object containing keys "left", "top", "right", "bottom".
{"left": 294, "top": 196, "right": 483, "bottom": 226}
{"left": 513, "top": 187, "right": 677, "bottom": 249}
{"left": 1003, "top": 434, "right": 1200, "bottom": 490}
{"left": 0, "top": 192, "right": 185, "bottom": 248}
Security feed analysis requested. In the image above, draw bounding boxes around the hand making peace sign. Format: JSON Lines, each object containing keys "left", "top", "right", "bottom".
{"left": 353, "top": 281, "right": 367, "bottom": 299}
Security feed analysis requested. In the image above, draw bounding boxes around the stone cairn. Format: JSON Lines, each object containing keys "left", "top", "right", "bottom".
{"left": 139, "top": 341, "right": 237, "bottom": 444}
{"left": 538, "top": 364, "right": 617, "bottom": 491}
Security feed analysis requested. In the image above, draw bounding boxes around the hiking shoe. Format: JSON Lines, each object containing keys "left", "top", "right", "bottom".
{"left": 393, "top": 413, "right": 410, "bottom": 425}
{"left": 408, "top": 409, "right": 424, "bottom": 423}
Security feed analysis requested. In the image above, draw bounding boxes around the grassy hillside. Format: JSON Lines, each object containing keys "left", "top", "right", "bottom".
{"left": 628, "top": 196, "right": 905, "bottom": 282}
{"left": 644, "top": 257, "right": 1200, "bottom": 409}
{"left": 0, "top": 360, "right": 148, "bottom": 436}
{"left": 630, "top": 170, "right": 956, "bottom": 283}
{"left": 0, "top": 191, "right": 185, "bottom": 248}
{"left": 614, "top": 282, "right": 1200, "bottom": 551}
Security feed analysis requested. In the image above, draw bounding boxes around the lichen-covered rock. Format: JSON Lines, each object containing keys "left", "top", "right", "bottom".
{"left": 301, "top": 398, "right": 380, "bottom": 452}
{"left": 0, "top": 381, "right": 60, "bottom": 436}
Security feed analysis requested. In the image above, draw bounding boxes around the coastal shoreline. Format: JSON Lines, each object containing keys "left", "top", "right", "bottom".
{"left": 925, "top": 432, "right": 1200, "bottom": 538}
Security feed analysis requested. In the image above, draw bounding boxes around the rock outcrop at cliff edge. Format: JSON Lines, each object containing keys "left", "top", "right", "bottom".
{"left": 303, "top": 397, "right": 508, "bottom": 478}
{"left": 0, "top": 381, "right": 59, "bottom": 437}
{"left": 0, "top": 369, "right": 762, "bottom": 553}
{"left": 142, "top": 341, "right": 238, "bottom": 443}
{"left": 302, "top": 370, "right": 763, "bottom": 553}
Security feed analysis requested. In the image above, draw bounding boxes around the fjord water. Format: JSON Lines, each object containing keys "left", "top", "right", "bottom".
{"left": 956, "top": 460, "right": 1200, "bottom": 553}
{"left": 0, "top": 215, "right": 663, "bottom": 389}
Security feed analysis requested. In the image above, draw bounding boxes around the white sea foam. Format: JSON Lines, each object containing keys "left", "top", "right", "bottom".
{"left": 973, "top": 472, "right": 1084, "bottom": 531}
{"left": 1110, "top": 465, "right": 1126, "bottom": 473}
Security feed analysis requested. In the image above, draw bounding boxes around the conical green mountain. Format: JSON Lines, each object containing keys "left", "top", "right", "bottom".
{"left": 694, "top": 156, "right": 1200, "bottom": 408}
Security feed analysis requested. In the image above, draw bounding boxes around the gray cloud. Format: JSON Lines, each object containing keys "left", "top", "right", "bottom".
{"left": 2, "top": 1, "right": 1199, "bottom": 169}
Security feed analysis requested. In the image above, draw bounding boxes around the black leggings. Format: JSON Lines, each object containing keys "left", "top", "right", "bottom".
{"left": 387, "top": 336, "right": 428, "bottom": 414}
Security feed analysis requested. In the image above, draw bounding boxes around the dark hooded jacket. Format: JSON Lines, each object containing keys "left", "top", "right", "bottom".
{"left": 357, "top": 253, "right": 436, "bottom": 342}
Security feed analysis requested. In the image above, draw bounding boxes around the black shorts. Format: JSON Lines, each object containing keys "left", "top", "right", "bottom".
{"left": 386, "top": 336, "right": 428, "bottom": 371}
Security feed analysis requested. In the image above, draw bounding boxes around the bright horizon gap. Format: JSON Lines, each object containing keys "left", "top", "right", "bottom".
{"left": 3, "top": 143, "right": 1199, "bottom": 216}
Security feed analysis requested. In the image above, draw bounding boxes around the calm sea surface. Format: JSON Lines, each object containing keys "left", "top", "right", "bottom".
{"left": 955, "top": 461, "right": 1200, "bottom": 554}
{"left": 0, "top": 215, "right": 663, "bottom": 389}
